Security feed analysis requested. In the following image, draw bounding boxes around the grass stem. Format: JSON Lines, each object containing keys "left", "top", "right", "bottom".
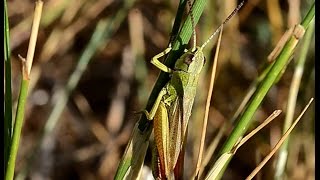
{"left": 4, "top": 0, "right": 13, "bottom": 172}
{"left": 5, "top": 1, "right": 43, "bottom": 180}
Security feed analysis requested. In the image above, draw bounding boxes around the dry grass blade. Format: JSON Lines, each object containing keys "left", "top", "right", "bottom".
{"left": 246, "top": 98, "right": 314, "bottom": 180}
{"left": 24, "top": 1, "right": 43, "bottom": 78}
{"left": 233, "top": 110, "right": 282, "bottom": 152}
{"left": 198, "top": 121, "right": 226, "bottom": 177}
{"left": 193, "top": 26, "right": 223, "bottom": 179}
{"left": 205, "top": 109, "right": 282, "bottom": 180}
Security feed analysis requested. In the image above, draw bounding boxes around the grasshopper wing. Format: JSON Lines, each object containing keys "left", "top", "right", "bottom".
{"left": 168, "top": 97, "right": 186, "bottom": 177}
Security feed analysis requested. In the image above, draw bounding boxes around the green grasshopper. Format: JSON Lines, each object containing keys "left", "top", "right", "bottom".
{"left": 141, "top": 0, "right": 246, "bottom": 179}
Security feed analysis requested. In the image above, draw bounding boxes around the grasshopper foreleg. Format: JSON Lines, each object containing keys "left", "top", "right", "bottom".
{"left": 151, "top": 47, "right": 173, "bottom": 73}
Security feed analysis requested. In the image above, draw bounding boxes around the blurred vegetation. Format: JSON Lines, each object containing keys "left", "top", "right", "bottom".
{"left": 5, "top": 0, "right": 314, "bottom": 179}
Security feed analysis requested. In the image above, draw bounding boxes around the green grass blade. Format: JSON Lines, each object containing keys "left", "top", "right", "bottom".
{"left": 115, "top": 0, "right": 208, "bottom": 178}
{"left": 5, "top": 80, "right": 30, "bottom": 180}
{"left": 169, "top": 0, "right": 187, "bottom": 43}
{"left": 301, "top": 3, "right": 315, "bottom": 29}
{"left": 4, "top": 0, "right": 13, "bottom": 172}
{"left": 6, "top": 1, "right": 43, "bottom": 179}
{"left": 114, "top": 124, "right": 150, "bottom": 179}
{"left": 206, "top": 2, "right": 315, "bottom": 179}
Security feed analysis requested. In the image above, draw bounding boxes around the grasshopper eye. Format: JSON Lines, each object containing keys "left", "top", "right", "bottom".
{"left": 184, "top": 54, "right": 194, "bottom": 65}
{"left": 203, "top": 57, "right": 206, "bottom": 66}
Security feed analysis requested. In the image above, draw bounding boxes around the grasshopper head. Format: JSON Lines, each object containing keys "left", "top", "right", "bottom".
{"left": 174, "top": 46, "right": 205, "bottom": 74}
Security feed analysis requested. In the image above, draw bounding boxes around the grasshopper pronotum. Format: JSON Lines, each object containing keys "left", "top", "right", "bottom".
{"left": 141, "top": 0, "right": 246, "bottom": 179}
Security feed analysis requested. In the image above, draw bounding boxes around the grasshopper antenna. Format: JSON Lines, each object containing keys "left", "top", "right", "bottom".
{"left": 201, "top": 0, "right": 246, "bottom": 49}
{"left": 187, "top": 0, "right": 196, "bottom": 52}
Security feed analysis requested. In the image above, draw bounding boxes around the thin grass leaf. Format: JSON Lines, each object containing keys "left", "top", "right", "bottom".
{"left": 10, "top": 0, "right": 72, "bottom": 50}
{"left": 205, "top": 110, "right": 282, "bottom": 180}
{"left": 194, "top": 26, "right": 223, "bottom": 180}
{"left": 198, "top": 121, "right": 225, "bottom": 178}
{"left": 247, "top": 98, "right": 314, "bottom": 180}
{"left": 4, "top": 0, "right": 13, "bottom": 172}
{"left": 230, "top": 62, "right": 274, "bottom": 123}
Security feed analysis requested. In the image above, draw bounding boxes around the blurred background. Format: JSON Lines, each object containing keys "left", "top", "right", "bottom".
{"left": 6, "top": 0, "right": 314, "bottom": 179}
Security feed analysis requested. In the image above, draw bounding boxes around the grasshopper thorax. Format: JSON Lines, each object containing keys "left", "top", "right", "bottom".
{"left": 174, "top": 46, "right": 205, "bottom": 75}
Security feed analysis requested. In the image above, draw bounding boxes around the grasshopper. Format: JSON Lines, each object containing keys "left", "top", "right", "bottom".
{"left": 141, "top": 0, "right": 246, "bottom": 179}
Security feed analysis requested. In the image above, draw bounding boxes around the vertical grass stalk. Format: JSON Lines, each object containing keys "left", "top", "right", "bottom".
{"left": 4, "top": 0, "right": 13, "bottom": 172}
{"left": 5, "top": 1, "right": 43, "bottom": 180}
